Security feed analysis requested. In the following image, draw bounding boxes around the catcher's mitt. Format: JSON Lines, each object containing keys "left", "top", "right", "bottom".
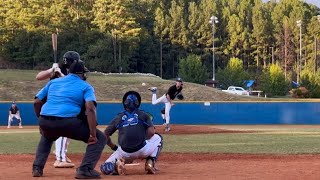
{"left": 176, "top": 93, "right": 184, "bottom": 100}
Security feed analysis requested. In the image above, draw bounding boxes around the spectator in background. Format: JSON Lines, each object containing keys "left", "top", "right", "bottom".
{"left": 8, "top": 101, "right": 22, "bottom": 128}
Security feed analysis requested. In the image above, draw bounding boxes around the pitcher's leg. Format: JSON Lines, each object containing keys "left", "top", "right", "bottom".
{"left": 164, "top": 102, "right": 172, "bottom": 131}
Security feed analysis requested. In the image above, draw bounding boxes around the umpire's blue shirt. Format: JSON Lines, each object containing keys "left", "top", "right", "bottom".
{"left": 36, "top": 74, "right": 96, "bottom": 117}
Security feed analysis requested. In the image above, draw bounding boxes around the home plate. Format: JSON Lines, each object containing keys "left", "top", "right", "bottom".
{"left": 125, "top": 163, "right": 140, "bottom": 166}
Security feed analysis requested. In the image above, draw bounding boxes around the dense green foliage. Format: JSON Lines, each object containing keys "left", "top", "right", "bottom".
{"left": 178, "top": 54, "right": 208, "bottom": 84}
{"left": 0, "top": 0, "right": 319, "bottom": 86}
{"left": 260, "top": 63, "right": 290, "bottom": 96}
{"left": 216, "top": 57, "right": 249, "bottom": 88}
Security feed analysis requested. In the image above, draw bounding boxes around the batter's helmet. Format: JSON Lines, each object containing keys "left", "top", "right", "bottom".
{"left": 63, "top": 51, "right": 80, "bottom": 67}
{"left": 122, "top": 91, "right": 141, "bottom": 110}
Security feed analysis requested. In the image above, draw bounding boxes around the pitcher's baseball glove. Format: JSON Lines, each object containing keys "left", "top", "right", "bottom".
{"left": 176, "top": 94, "right": 184, "bottom": 100}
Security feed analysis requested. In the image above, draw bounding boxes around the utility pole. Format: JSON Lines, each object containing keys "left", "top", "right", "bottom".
{"left": 209, "top": 16, "right": 218, "bottom": 81}
{"left": 296, "top": 20, "right": 302, "bottom": 83}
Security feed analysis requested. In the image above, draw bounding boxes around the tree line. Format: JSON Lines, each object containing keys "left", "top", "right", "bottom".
{"left": 0, "top": 0, "right": 319, "bottom": 92}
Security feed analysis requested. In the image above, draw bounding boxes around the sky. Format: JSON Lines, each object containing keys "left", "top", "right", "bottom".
{"left": 301, "top": 0, "right": 319, "bottom": 7}
{"left": 263, "top": 0, "right": 320, "bottom": 8}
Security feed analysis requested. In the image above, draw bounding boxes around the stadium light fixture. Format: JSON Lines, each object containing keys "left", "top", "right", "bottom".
{"left": 209, "top": 16, "right": 218, "bottom": 81}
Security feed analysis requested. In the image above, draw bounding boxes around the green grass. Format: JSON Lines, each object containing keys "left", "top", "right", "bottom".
{"left": 2, "top": 126, "right": 320, "bottom": 154}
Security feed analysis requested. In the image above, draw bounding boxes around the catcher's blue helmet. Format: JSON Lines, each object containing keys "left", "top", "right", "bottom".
{"left": 122, "top": 91, "right": 141, "bottom": 110}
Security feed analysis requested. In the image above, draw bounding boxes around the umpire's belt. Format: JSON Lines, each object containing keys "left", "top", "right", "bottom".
{"left": 122, "top": 141, "right": 146, "bottom": 153}
{"left": 40, "top": 115, "right": 69, "bottom": 120}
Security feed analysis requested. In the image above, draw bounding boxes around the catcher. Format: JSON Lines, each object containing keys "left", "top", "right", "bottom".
{"left": 148, "top": 78, "right": 184, "bottom": 132}
{"left": 100, "top": 91, "right": 163, "bottom": 175}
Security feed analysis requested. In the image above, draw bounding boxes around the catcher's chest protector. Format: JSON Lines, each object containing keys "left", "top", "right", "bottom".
{"left": 116, "top": 111, "right": 148, "bottom": 129}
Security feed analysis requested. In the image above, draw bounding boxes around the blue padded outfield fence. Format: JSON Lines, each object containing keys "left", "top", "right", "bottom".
{"left": 1, "top": 101, "right": 320, "bottom": 126}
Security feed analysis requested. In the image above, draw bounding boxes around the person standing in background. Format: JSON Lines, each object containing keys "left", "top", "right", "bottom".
{"left": 7, "top": 101, "right": 22, "bottom": 128}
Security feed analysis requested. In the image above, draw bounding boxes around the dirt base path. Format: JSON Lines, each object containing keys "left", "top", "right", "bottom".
{"left": 2, "top": 153, "right": 320, "bottom": 180}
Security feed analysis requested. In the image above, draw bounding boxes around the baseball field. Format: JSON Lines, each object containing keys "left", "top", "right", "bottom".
{"left": 2, "top": 125, "right": 320, "bottom": 179}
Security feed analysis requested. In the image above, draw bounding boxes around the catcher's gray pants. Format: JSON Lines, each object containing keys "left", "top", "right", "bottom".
{"left": 33, "top": 116, "right": 106, "bottom": 171}
{"left": 104, "top": 133, "right": 163, "bottom": 164}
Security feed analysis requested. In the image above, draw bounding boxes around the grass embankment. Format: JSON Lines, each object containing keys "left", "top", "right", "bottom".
{"left": 0, "top": 69, "right": 279, "bottom": 102}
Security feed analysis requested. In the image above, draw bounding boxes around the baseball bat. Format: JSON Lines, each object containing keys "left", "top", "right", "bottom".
{"left": 52, "top": 33, "right": 58, "bottom": 63}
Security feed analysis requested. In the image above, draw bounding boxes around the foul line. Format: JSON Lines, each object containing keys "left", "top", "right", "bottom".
{"left": 0, "top": 130, "right": 38, "bottom": 134}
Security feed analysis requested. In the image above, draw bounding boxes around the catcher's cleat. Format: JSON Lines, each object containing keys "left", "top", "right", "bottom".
{"left": 148, "top": 87, "right": 157, "bottom": 93}
{"left": 145, "top": 159, "right": 156, "bottom": 174}
{"left": 32, "top": 166, "right": 43, "bottom": 177}
{"left": 113, "top": 158, "right": 126, "bottom": 175}
{"left": 53, "top": 160, "right": 75, "bottom": 168}
{"left": 75, "top": 167, "right": 101, "bottom": 179}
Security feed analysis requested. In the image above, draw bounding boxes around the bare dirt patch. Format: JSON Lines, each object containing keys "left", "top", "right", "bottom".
{"left": 154, "top": 125, "right": 255, "bottom": 134}
{"left": 2, "top": 153, "right": 320, "bottom": 180}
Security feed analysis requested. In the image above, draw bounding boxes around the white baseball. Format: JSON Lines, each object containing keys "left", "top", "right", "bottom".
{"left": 142, "top": 82, "right": 146, "bottom": 86}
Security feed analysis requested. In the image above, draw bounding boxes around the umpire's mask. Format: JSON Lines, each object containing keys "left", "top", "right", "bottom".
{"left": 122, "top": 91, "right": 141, "bottom": 112}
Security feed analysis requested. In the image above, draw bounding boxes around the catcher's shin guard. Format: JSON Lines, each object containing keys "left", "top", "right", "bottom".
{"left": 154, "top": 133, "right": 163, "bottom": 161}
{"left": 100, "top": 162, "right": 114, "bottom": 175}
{"left": 100, "top": 159, "right": 125, "bottom": 175}
{"left": 145, "top": 158, "right": 156, "bottom": 174}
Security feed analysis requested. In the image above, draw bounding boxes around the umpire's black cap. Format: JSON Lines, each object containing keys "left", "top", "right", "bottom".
{"left": 69, "top": 61, "right": 89, "bottom": 74}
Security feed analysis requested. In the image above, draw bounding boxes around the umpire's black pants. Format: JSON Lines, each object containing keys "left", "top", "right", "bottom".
{"left": 33, "top": 116, "right": 106, "bottom": 171}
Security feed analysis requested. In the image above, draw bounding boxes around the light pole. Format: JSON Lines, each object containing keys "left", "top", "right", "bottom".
{"left": 296, "top": 20, "right": 302, "bottom": 83}
{"left": 209, "top": 16, "right": 218, "bottom": 81}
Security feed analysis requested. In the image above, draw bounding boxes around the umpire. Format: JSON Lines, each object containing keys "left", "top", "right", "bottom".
{"left": 32, "top": 60, "right": 106, "bottom": 179}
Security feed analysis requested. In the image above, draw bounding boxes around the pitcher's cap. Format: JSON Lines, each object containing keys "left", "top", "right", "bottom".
{"left": 176, "top": 77, "right": 183, "bottom": 82}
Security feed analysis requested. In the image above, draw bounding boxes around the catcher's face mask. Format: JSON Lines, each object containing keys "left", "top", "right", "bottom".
{"left": 124, "top": 94, "right": 139, "bottom": 112}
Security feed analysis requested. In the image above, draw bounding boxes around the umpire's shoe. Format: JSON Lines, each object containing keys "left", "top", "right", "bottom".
{"left": 75, "top": 167, "right": 101, "bottom": 179}
{"left": 32, "top": 166, "right": 43, "bottom": 177}
{"left": 145, "top": 159, "right": 156, "bottom": 174}
{"left": 148, "top": 87, "right": 157, "bottom": 93}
